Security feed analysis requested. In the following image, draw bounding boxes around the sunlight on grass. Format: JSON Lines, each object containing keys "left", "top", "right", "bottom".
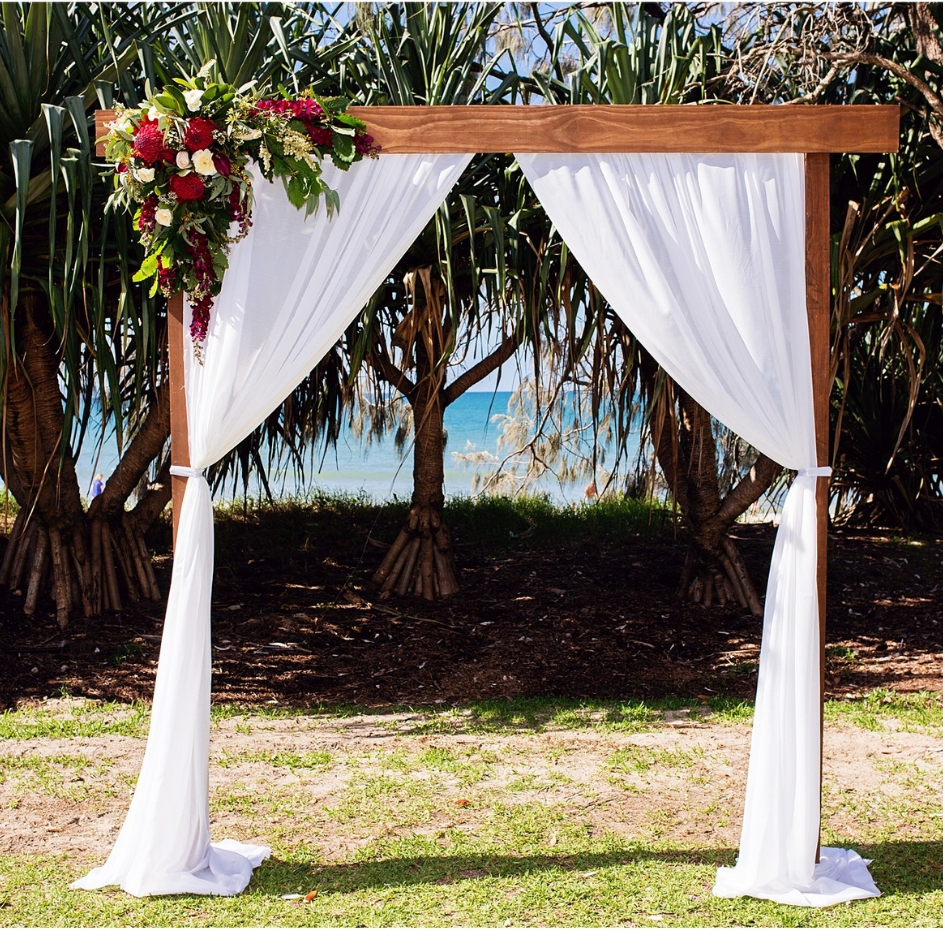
{"left": 0, "top": 690, "right": 940, "bottom": 927}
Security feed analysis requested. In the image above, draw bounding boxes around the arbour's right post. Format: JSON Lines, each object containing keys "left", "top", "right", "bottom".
{"left": 805, "top": 152, "right": 831, "bottom": 863}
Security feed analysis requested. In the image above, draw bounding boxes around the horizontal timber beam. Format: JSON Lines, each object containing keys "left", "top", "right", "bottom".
{"left": 95, "top": 105, "right": 899, "bottom": 157}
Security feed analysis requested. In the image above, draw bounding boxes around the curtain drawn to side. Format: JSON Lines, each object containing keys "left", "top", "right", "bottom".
{"left": 516, "top": 152, "right": 880, "bottom": 908}
{"left": 72, "top": 154, "right": 473, "bottom": 898}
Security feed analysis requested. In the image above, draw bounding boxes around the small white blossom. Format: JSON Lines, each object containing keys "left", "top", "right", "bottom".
{"left": 134, "top": 167, "right": 155, "bottom": 183}
{"left": 184, "top": 89, "right": 204, "bottom": 112}
{"left": 155, "top": 208, "right": 174, "bottom": 227}
{"left": 147, "top": 106, "right": 160, "bottom": 121}
{"left": 176, "top": 151, "right": 191, "bottom": 169}
{"left": 192, "top": 149, "right": 216, "bottom": 175}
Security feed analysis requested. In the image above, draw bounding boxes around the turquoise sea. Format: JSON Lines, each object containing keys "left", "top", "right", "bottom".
{"left": 72, "top": 391, "right": 613, "bottom": 506}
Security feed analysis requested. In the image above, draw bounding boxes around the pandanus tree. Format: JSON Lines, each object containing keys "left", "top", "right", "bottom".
{"left": 519, "top": 2, "right": 778, "bottom": 612}
{"left": 707, "top": 1, "right": 941, "bottom": 532}
{"left": 317, "top": 2, "right": 576, "bottom": 600}
{"left": 0, "top": 2, "right": 176, "bottom": 627}
{"left": 0, "top": 2, "right": 346, "bottom": 626}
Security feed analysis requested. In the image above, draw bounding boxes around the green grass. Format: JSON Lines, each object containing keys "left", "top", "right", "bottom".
{"left": 0, "top": 692, "right": 939, "bottom": 928}
{"left": 208, "top": 489, "right": 674, "bottom": 565}
{"left": 0, "top": 700, "right": 150, "bottom": 740}
{"left": 824, "top": 690, "right": 942, "bottom": 735}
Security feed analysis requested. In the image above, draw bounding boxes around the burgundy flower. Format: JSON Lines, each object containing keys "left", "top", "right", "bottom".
{"left": 137, "top": 194, "right": 158, "bottom": 233}
{"left": 169, "top": 173, "right": 205, "bottom": 202}
{"left": 355, "top": 131, "right": 379, "bottom": 157}
{"left": 132, "top": 119, "right": 164, "bottom": 165}
{"left": 307, "top": 127, "right": 332, "bottom": 148}
{"left": 156, "top": 259, "right": 177, "bottom": 295}
{"left": 183, "top": 117, "right": 217, "bottom": 151}
{"left": 212, "top": 153, "right": 231, "bottom": 178}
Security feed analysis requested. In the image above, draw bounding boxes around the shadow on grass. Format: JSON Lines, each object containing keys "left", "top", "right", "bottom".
{"left": 248, "top": 840, "right": 942, "bottom": 899}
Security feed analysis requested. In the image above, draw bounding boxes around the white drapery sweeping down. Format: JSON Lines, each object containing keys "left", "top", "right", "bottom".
{"left": 72, "top": 153, "right": 472, "bottom": 897}
{"left": 516, "top": 152, "right": 880, "bottom": 907}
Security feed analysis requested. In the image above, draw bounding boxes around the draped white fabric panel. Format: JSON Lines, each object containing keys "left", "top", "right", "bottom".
{"left": 516, "top": 152, "right": 879, "bottom": 907}
{"left": 73, "top": 153, "right": 472, "bottom": 897}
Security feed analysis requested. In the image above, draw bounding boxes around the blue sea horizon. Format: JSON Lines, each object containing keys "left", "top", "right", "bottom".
{"left": 70, "top": 391, "right": 619, "bottom": 507}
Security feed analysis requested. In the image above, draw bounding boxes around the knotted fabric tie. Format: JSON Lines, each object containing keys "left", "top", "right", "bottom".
{"left": 169, "top": 465, "right": 204, "bottom": 478}
{"left": 796, "top": 466, "right": 832, "bottom": 478}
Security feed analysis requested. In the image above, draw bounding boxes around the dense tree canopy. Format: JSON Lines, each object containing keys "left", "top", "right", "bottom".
{"left": 0, "top": 2, "right": 940, "bottom": 625}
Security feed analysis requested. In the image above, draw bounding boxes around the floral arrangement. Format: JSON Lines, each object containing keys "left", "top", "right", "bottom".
{"left": 103, "top": 63, "right": 379, "bottom": 360}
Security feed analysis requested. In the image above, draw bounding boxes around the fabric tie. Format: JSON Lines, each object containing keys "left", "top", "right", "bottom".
{"left": 170, "top": 465, "right": 204, "bottom": 478}
{"left": 797, "top": 466, "right": 832, "bottom": 478}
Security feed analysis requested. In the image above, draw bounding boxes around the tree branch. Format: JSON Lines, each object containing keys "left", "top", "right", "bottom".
{"left": 91, "top": 383, "right": 170, "bottom": 519}
{"left": 443, "top": 332, "right": 521, "bottom": 406}
{"left": 709, "top": 453, "right": 782, "bottom": 531}
{"left": 821, "top": 50, "right": 942, "bottom": 116}
{"left": 369, "top": 334, "right": 416, "bottom": 400}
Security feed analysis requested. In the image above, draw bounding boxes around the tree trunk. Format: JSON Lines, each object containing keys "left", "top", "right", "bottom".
{"left": 371, "top": 268, "right": 460, "bottom": 600}
{"left": 0, "top": 290, "right": 171, "bottom": 626}
{"left": 644, "top": 356, "right": 780, "bottom": 614}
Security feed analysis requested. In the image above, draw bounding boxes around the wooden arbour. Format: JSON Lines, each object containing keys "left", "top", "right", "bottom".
{"left": 95, "top": 103, "right": 900, "bottom": 862}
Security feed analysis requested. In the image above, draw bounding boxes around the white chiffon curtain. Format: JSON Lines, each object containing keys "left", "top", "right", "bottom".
{"left": 73, "top": 153, "right": 472, "bottom": 897}
{"left": 516, "top": 152, "right": 880, "bottom": 907}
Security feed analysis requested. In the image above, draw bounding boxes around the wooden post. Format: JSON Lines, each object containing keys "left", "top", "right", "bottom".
{"left": 805, "top": 153, "right": 831, "bottom": 864}
{"left": 168, "top": 293, "right": 191, "bottom": 549}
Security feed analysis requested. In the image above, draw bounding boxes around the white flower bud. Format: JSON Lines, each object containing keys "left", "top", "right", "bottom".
{"left": 148, "top": 106, "right": 160, "bottom": 121}
{"left": 184, "top": 89, "right": 204, "bottom": 112}
{"left": 176, "top": 151, "right": 191, "bottom": 169}
{"left": 155, "top": 208, "right": 174, "bottom": 227}
{"left": 134, "top": 167, "right": 156, "bottom": 183}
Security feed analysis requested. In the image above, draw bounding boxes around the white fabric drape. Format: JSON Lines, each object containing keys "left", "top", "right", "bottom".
{"left": 516, "top": 152, "right": 880, "bottom": 907}
{"left": 73, "top": 153, "right": 472, "bottom": 897}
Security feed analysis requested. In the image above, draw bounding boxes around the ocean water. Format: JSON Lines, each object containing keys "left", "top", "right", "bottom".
{"left": 71, "top": 391, "right": 609, "bottom": 506}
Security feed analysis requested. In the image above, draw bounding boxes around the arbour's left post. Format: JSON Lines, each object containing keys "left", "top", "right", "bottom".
{"left": 168, "top": 292, "right": 190, "bottom": 548}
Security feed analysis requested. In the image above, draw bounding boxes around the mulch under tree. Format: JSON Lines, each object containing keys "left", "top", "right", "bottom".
{"left": 0, "top": 509, "right": 940, "bottom": 710}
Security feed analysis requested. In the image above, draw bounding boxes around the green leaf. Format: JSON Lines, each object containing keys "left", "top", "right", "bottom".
{"left": 285, "top": 175, "right": 306, "bottom": 209}
{"left": 332, "top": 131, "right": 355, "bottom": 162}
{"left": 333, "top": 112, "right": 366, "bottom": 130}
{"left": 132, "top": 254, "right": 159, "bottom": 283}
{"left": 9, "top": 139, "right": 33, "bottom": 316}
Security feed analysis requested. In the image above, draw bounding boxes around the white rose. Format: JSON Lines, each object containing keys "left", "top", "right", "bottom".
{"left": 184, "top": 89, "right": 204, "bottom": 112}
{"left": 134, "top": 167, "right": 155, "bottom": 183}
{"left": 192, "top": 149, "right": 217, "bottom": 176}
{"left": 176, "top": 151, "right": 191, "bottom": 169}
{"left": 155, "top": 208, "right": 174, "bottom": 227}
{"left": 147, "top": 106, "right": 160, "bottom": 121}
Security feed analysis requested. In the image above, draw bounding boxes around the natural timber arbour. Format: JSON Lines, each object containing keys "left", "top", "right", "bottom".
{"left": 94, "top": 102, "right": 900, "bottom": 866}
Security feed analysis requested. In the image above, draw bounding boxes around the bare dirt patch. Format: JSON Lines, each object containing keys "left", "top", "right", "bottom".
{"left": 0, "top": 706, "right": 940, "bottom": 867}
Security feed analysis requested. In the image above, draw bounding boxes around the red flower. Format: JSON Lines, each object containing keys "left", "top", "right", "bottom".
{"left": 169, "top": 173, "right": 205, "bottom": 202}
{"left": 132, "top": 119, "right": 164, "bottom": 165}
{"left": 307, "top": 127, "right": 332, "bottom": 148}
{"left": 212, "top": 153, "right": 231, "bottom": 178}
{"left": 184, "top": 117, "right": 217, "bottom": 151}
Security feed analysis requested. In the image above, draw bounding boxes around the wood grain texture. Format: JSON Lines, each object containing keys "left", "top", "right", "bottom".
{"left": 168, "top": 293, "right": 191, "bottom": 550}
{"left": 94, "top": 105, "right": 900, "bottom": 157}
{"left": 805, "top": 152, "right": 831, "bottom": 865}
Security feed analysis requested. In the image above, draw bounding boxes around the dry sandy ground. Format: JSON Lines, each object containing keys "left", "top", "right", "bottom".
{"left": 1, "top": 706, "right": 940, "bottom": 870}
